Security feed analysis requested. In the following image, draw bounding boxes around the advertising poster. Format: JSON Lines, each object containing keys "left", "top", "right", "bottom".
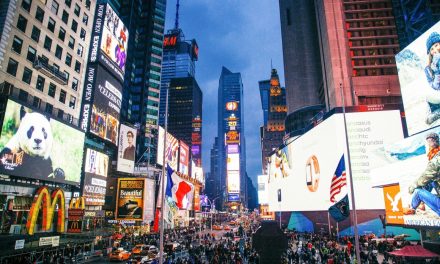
{"left": 0, "top": 100, "right": 85, "bottom": 185}
{"left": 268, "top": 110, "right": 403, "bottom": 211}
{"left": 143, "top": 178, "right": 155, "bottom": 223}
{"left": 83, "top": 149, "right": 108, "bottom": 206}
{"left": 156, "top": 127, "right": 179, "bottom": 170}
{"left": 194, "top": 187, "right": 200, "bottom": 211}
{"left": 227, "top": 153, "right": 240, "bottom": 171}
{"left": 193, "top": 166, "right": 204, "bottom": 184}
{"left": 396, "top": 21, "right": 440, "bottom": 135}
{"left": 258, "top": 175, "right": 269, "bottom": 205}
{"left": 117, "top": 124, "right": 136, "bottom": 173}
{"left": 116, "top": 178, "right": 144, "bottom": 220}
{"left": 227, "top": 171, "right": 240, "bottom": 194}
{"left": 370, "top": 127, "right": 440, "bottom": 227}
{"left": 178, "top": 141, "right": 189, "bottom": 175}
{"left": 89, "top": 67, "right": 122, "bottom": 145}
{"left": 99, "top": 3, "right": 129, "bottom": 82}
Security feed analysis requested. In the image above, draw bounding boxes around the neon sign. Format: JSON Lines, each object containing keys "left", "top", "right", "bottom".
{"left": 163, "top": 34, "right": 178, "bottom": 48}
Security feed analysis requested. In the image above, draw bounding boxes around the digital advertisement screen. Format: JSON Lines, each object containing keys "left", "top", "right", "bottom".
{"left": 83, "top": 149, "right": 108, "bottom": 206}
{"left": 156, "top": 127, "right": 179, "bottom": 170}
{"left": 227, "top": 153, "right": 240, "bottom": 171}
{"left": 396, "top": 21, "right": 440, "bottom": 136}
{"left": 99, "top": 3, "right": 128, "bottom": 82}
{"left": 194, "top": 187, "right": 200, "bottom": 211}
{"left": 116, "top": 178, "right": 145, "bottom": 220}
{"left": 0, "top": 100, "right": 85, "bottom": 185}
{"left": 227, "top": 171, "right": 240, "bottom": 194}
{"left": 258, "top": 175, "right": 269, "bottom": 205}
{"left": 90, "top": 66, "right": 122, "bottom": 145}
{"left": 193, "top": 166, "right": 204, "bottom": 184}
{"left": 178, "top": 141, "right": 189, "bottom": 175}
{"left": 143, "top": 178, "right": 155, "bottom": 222}
{"left": 370, "top": 127, "right": 440, "bottom": 227}
{"left": 268, "top": 110, "right": 403, "bottom": 212}
{"left": 227, "top": 144, "right": 239, "bottom": 154}
{"left": 117, "top": 124, "right": 136, "bottom": 174}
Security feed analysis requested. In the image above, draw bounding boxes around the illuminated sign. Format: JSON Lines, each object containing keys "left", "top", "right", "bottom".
{"left": 192, "top": 132, "right": 202, "bottom": 145}
{"left": 163, "top": 34, "right": 178, "bottom": 48}
{"left": 27, "top": 187, "right": 65, "bottom": 235}
{"left": 226, "top": 101, "right": 238, "bottom": 111}
{"left": 225, "top": 131, "right": 240, "bottom": 144}
{"left": 227, "top": 171, "right": 240, "bottom": 193}
{"left": 227, "top": 144, "right": 239, "bottom": 154}
{"left": 191, "top": 39, "right": 199, "bottom": 61}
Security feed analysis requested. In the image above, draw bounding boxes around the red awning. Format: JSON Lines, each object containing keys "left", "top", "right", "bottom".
{"left": 389, "top": 245, "right": 439, "bottom": 258}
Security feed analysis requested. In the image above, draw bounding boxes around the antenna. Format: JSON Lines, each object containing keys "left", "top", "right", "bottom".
{"left": 271, "top": 59, "right": 273, "bottom": 70}
{"left": 174, "top": 0, "right": 180, "bottom": 29}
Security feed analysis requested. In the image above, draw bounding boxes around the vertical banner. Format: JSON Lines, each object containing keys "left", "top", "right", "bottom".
{"left": 194, "top": 186, "right": 200, "bottom": 212}
{"left": 116, "top": 178, "right": 145, "bottom": 220}
{"left": 143, "top": 178, "right": 155, "bottom": 223}
{"left": 67, "top": 209, "right": 84, "bottom": 233}
{"left": 178, "top": 141, "right": 189, "bottom": 175}
{"left": 117, "top": 124, "right": 137, "bottom": 173}
{"left": 83, "top": 149, "right": 108, "bottom": 206}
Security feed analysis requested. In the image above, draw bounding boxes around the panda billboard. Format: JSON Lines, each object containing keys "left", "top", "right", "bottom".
{"left": 0, "top": 100, "right": 85, "bottom": 185}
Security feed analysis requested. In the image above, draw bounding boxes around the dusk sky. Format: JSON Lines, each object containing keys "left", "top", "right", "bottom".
{"left": 164, "top": 0, "right": 285, "bottom": 186}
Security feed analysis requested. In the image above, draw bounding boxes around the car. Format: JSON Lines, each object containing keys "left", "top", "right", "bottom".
{"left": 229, "top": 221, "right": 236, "bottom": 226}
{"left": 224, "top": 225, "right": 231, "bottom": 231}
{"left": 109, "top": 247, "right": 131, "bottom": 261}
{"left": 132, "top": 244, "right": 147, "bottom": 255}
{"left": 213, "top": 225, "right": 223, "bottom": 230}
{"left": 130, "top": 255, "right": 150, "bottom": 264}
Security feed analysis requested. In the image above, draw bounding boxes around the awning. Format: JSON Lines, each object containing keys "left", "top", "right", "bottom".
{"left": 389, "top": 245, "right": 439, "bottom": 258}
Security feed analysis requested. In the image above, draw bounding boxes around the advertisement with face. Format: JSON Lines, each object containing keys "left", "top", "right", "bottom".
{"left": 178, "top": 141, "right": 189, "bottom": 175}
{"left": 89, "top": 67, "right": 122, "bottom": 145}
{"left": 268, "top": 110, "right": 403, "bottom": 211}
{"left": 99, "top": 3, "right": 128, "bottom": 82}
{"left": 117, "top": 124, "right": 136, "bottom": 173}
{"left": 0, "top": 100, "right": 85, "bottom": 185}
{"left": 116, "top": 178, "right": 144, "bottom": 220}
{"left": 83, "top": 149, "right": 108, "bottom": 206}
{"left": 370, "top": 127, "right": 440, "bottom": 227}
{"left": 396, "top": 21, "right": 440, "bottom": 136}
{"left": 156, "top": 127, "right": 179, "bottom": 170}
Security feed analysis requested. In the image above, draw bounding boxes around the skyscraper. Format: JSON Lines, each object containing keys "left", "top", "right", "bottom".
{"left": 217, "top": 66, "right": 247, "bottom": 209}
{"left": 119, "top": 0, "right": 167, "bottom": 169}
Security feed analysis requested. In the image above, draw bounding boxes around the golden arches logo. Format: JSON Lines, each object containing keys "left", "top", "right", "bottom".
{"left": 26, "top": 187, "right": 65, "bottom": 235}
{"left": 69, "top": 197, "right": 85, "bottom": 209}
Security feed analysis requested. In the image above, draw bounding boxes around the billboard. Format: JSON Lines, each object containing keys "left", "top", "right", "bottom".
{"left": 194, "top": 187, "right": 200, "bottom": 211}
{"left": 267, "top": 110, "right": 404, "bottom": 211}
{"left": 258, "top": 175, "right": 269, "bottom": 205}
{"left": 178, "top": 141, "right": 189, "bottom": 175}
{"left": 99, "top": 3, "right": 128, "bottom": 81}
{"left": 117, "top": 124, "right": 136, "bottom": 173}
{"left": 156, "top": 127, "right": 179, "bottom": 170}
{"left": 0, "top": 100, "right": 85, "bottom": 185}
{"left": 89, "top": 67, "right": 122, "bottom": 145}
{"left": 370, "top": 127, "right": 440, "bottom": 227}
{"left": 227, "top": 153, "right": 240, "bottom": 171}
{"left": 143, "top": 178, "right": 155, "bottom": 223}
{"left": 83, "top": 149, "right": 108, "bottom": 206}
{"left": 396, "top": 21, "right": 440, "bottom": 136}
{"left": 116, "top": 178, "right": 145, "bottom": 220}
{"left": 227, "top": 171, "right": 240, "bottom": 194}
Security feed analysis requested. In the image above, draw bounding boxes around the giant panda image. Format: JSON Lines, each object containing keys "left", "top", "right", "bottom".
{"left": 0, "top": 106, "right": 64, "bottom": 180}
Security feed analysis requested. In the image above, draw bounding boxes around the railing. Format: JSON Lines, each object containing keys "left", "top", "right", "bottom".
{"left": 33, "top": 57, "right": 68, "bottom": 85}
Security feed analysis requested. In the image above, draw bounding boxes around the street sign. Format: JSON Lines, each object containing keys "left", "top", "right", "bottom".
{"left": 39, "top": 236, "right": 60, "bottom": 247}
{"left": 15, "top": 239, "right": 25, "bottom": 250}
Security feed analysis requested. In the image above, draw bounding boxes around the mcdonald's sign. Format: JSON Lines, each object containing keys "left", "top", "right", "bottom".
{"left": 26, "top": 187, "right": 66, "bottom": 235}
{"left": 69, "top": 197, "right": 85, "bottom": 209}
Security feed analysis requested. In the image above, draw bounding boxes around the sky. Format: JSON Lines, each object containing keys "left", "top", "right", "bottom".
{"left": 164, "top": 0, "right": 285, "bottom": 186}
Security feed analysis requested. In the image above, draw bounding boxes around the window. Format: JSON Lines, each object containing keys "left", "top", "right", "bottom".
{"left": 65, "top": 53, "right": 72, "bottom": 66}
{"left": 48, "top": 17, "right": 56, "bottom": 32}
{"left": 64, "top": 71, "right": 69, "bottom": 81}
{"left": 62, "top": 10, "right": 69, "bottom": 24}
{"left": 31, "top": 26, "right": 40, "bottom": 42}
{"left": 74, "top": 61, "right": 81, "bottom": 73}
{"left": 65, "top": 0, "right": 71, "bottom": 7}
{"left": 36, "top": 75, "right": 45, "bottom": 91}
{"left": 59, "top": 89, "right": 66, "bottom": 103}
{"left": 58, "top": 27, "right": 66, "bottom": 41}
{"left": 74, "top": 4, "right": 80, "bottom": 16}
{"left": 45, "top": 103, "right": 53, "bottom": 114}
{"left": 55, "top": 45, "right": 62, "bottom": 59}
{"left": 33, "top": 97, "right": 41, "bottom": 108}
{"left": 6, "top": 58, "right": 18, "bottom": 76}
{"left": 19, "top": 89, "right": 29, "bottom": 101}
{"left": 57, "top": 109, "right": 64, "bottom": 119}
{"left": 85, "top": 0, "right": 91, "bottom": 10}
{"left": 71, "top": 19, "right": 78, "bottom": 32}
{"left": 72, "top": 77, "right": 78, "bottom": 91}
{"left": 77, "top": 44, "right": 84, "bottom": 57}
{"left": 44, "top": 36, "right": 52, "bottom": 51}
{"left": 69, "top": 95, "right": 76, "bottom": 109}
{"left": 48, "top": 83, "right": 56, "bottom": 97}
{"left": 80, "top": 28, "right": 86, "bottom": 41}
{"left": 17, "top": 15, "right": 27, "bottom": 32}
{"left": 26, "top": 46, "right": 36, "bottom": 62}
{"left": 40, "top": 55, "right": 49, "bottom": 64}
{"left": 83, "top": 14, "right": 88, "bottom": 25}
{"left": 53, "top": 63, "right": 59, "bottom": 73}
{"left": 68, "top": 36, "right": 75, "bottom": 49}
{"left": 12, "top": 36, "right": 23, "bottom": 54}
{"left": 35, "top": 6, "right": 44, "bottom": 22}
{"left": 22, "top": 67, "right": 32, "bottom": 84}
{"left": 21, "top": 0, "right": 32, "bottom": 12}
{"left": 51, "top": 0, "right": 59, "bottom": 15}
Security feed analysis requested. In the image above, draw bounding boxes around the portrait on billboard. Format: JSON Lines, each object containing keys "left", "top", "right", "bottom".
{"left": 396, "top": 21, "right": 440, "bottom": 135}
{"left": 117, "top": 124, "right": 137, "bottom": 173}
{"left": 0, "top": 100, "right": 84, "bottom": 184}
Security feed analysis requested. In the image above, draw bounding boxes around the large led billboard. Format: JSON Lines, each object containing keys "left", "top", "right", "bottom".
{"left": 178, "top": 141, "right": 189, "bottom": 175}
{"left": 227, "top": 171, "right": 240, "bottom": 194}
{"left": 370, "top": 127, "right": 440, "bottom": 227}
{"left": 143, "top": 178, "right": 155, "bottom": 222}
{"left": 83, "top": 149, "right": 108, "bottom": 206}
{"left": 227, "top": 153, "right": 240, "bottom": 171}
{"left": 99, "top": 3, "right": 129, "bottom": 81}
{"left": 117, "top": 124, "right": 136, "bottom": 173}
{"left": 258, "top": 175, "right": 269, "bottom": 205}
{"left": 89, "top": 67, "right": 122, "bottom": 145}
{"left": 396, "top": 21, "right": 440, "bottom": 136}
{"left": 268, "top": 110, "right": 403, "bottom": 211}
{"left": 156, "top": 127, "right": 179, "bottom": 170}
{"left": 116, "top": 178, "right": 145, "bottom": 220}
{"left": 0, "top": 100, "right": 85, "bottom": 185}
